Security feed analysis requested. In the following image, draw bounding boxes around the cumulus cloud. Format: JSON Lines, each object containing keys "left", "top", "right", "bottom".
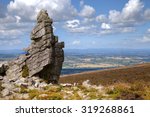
{"left": 64, "top": 19, "right": 96, "bottom": 33}
{"left": 66, "top": 20, "right": 80, "bottom": 28}
{"left": 79, "top": 5, "right": 95, "bottom": 18}
{"left": 68, "top": 26, "right": 92, "bottom": 33}
{"left": 15, "top": 16, "right": 21, "bottom": 23}
{"left": 0, "top": 21, "right": 34, "bottom": 47}
{"left": 0, "top": 0, "right": 78, "bottom": 48}
{"left": 0, "top": 39, "right": 21, "bottom": 46}
{"left": 101, "top": 23, "right": 111, "bottom": 30}
{"left": 82, "top": 17, "right": 95, "bottom": 24}
{"left": 65, "top": 25, "right": 96, "bottom": 33}
{"left": 7, "top": 0, "right": 77, "bottom": 22}
{"left": 94, "top": 0, "right": 150, "bottom": 35}
{"left": 109, "top": 0, "right": 144, "bottom": 24}
{"left": 0, "top": 25, "right": 23, "bottom": 46}
{"left": 0, "top": 15, "right": 16, "bottom": 24}
{"left": 122, "top": 0, "right": 144, "bottom": 21}
{"left": 96, "top": 15, "right": 107, "bottom": 23}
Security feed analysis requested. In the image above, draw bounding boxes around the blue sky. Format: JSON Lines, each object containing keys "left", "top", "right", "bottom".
{"left": 0, "top": 0, "right": 150, "bottom": 50}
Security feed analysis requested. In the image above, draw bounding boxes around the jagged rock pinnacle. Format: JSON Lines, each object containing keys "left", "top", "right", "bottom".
{"left": 1, "top": 9, "right": 64, "bottom": 84}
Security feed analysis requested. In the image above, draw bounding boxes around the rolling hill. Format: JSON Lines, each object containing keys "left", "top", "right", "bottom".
{"left": 59, "top": 63, "right": 150, "bottom": 86}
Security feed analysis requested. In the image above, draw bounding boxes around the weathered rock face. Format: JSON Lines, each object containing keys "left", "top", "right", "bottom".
{"left": 1, "top": 10, "right": 64, "bottom": 84}
{"left": 25, "top": 9, "right": 64, "bottom": 83}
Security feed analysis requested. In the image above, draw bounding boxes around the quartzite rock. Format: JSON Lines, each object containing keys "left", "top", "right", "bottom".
{"left": 5, "top": 9, "right": 64, "bottom": 84}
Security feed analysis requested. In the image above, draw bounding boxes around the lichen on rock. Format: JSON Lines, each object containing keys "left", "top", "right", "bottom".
{"left": 22, "top": 65, "right": 29, "bottom": 78}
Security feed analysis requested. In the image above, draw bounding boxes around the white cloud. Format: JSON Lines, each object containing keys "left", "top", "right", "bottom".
{"left": 64, "top": 18, "right": 96, "bottom": 33}
{"left": 7, "top": 0, "right": 77, "bottom": 22}
{"left": 0, "top": 22, "right": 34, "bottom": 47}
{"left": 0, "top": 39, "right": 21, "bottom": 46}
{"left": 0, "top": 15, "right": 16, "bottom": 23}
{"left": 0, "top": 0, "right": 78, "bottom": 47}
{"left": 122, "top": 0, "right": 144, "bottom": 20}
{"left": 15, "top": 15, "right": 21, "bottom": 23}
{"left": 94, "top": 0, "right": 150, "bottom": 35}
{"left": 65, "top": 24, "right": 96, "bottom": 33}
{"left": 82, "top": 17, "right": 95, "bottom": 24}
{"left": 96, "top": 15, "right": 107, "bottom": 23}
{"left": 119, "top": 27, "right": 135, "bottom": 33}
{"left": 0, "top": 29, "right": 23, "bottom": 37}
{"left": 101, "top": 23, "right": 111, "bottom": 30}
{"left": 100, "top": 30, "right": 114, "bottom": 35}
{"left": 68, "top": 26, "right": 91, "bottom": 33}
{"left": 109, "top": 0, "right": 144, "bottom": 24}
{"left": 79, "top": 5, "right": 95, "bottom": 18}
{"left": 138, "top": 28, "right": 150, "bottom": 43}
{"left": 108, "top": 10, "right": 121, "bottom": 24}
{"left": 66, "top": 20, "right": 80, "bottom": 28}
{"left": 72, "top": 40, "right": 80, "bottom": 45}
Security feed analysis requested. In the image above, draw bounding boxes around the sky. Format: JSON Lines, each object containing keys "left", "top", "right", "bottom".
{"left": 0, "top": 0, "right": 150, "bottom": 50}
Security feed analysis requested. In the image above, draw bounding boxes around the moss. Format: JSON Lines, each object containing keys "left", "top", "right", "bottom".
{"left": 0, "top": 82, "right": 4, "bottom": 92}
{"left": 20, "top": 86, "right": 28, "bottom": 93}
{"left": 47, "top": 85, "right": 62, "bottom": 92}
{"left": 22, "top": 65, "right": 29, "bottom": 78}
{"left": 54, "top": 36, "right": 58, "bottom": 42}
{"left": 106, "top": 83, "right": 131, "bottom": 99}
{"left": 38, "top": 93, "right": 63, "bottom": 100}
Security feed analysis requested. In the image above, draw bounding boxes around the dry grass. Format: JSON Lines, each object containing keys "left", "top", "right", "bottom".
{"left": 60, "top": 63, "right": 150, "bottom": 86}
{"left": 2, "top": 63, "right": 150, "bottom": 100}
{"left": 3, "top": 80, "right": 150, "bottom": 100}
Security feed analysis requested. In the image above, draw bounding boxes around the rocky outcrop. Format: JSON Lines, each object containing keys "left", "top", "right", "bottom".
{"left": 1, "top": 10, "right": 64, "bottom": 84}
{"left": 25, "top": 10, "right": 64, "bottom": 83}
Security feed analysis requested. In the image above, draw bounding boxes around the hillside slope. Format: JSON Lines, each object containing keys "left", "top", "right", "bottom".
{"left": 59, "top": 63, "right": 150, "bottom": 85}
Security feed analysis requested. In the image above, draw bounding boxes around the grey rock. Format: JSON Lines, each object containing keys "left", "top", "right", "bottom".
{"left": 0, "top": 62, "right": 9, "bottom": 76}
{"left": 2, "top": 89, "right": 10, "bottom": 97}
{"left": 38, "top": 82, "right": 47, "bottom": 88}
{"left": 0, "top": 76, "right": 3, "bottom": 80}
{"left": 34, "top": 82, "right": 40, "bottom": 88}
{"left": 3, "top": 9, "right": 64, "bottom": 85}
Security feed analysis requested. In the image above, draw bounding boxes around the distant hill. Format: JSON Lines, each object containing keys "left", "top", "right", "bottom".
{"left": 0, "top": 49, "right": 25, "bottom": 55}
{"left": 0, "top": 50, "right": 25, "bottom": 60}
{"left": 64, "top": 48, "right": 150, "bottom": 56}
{"left": 59, "top": 63, "right": 150, "bottom": 86}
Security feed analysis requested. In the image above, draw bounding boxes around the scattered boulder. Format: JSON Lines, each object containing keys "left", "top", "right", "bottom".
{"left": 0, "top": 76, "right": 3, "bottom": 80}
{"left": 0, "top": 62, "right": 9, "bottom": 76}
{"left": 1, "top": 89, "right": 11, "bottom": 97}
